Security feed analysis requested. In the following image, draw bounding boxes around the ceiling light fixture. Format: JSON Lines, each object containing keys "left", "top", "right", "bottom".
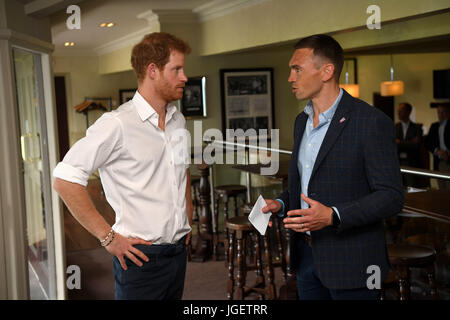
{"left": 381, "top": 55, "right": 404, "bottom": 96}
{"left": 99, "top": 22, "right": 115, "bottom": 28}
{"left": 340, "top": 60, "right": 360, "bottom": 98}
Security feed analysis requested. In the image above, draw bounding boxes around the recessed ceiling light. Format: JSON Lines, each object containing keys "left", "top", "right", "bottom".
{"left": 64, "top": 42, "right": 70, "bottom": 47}
{"left": 70, "top": 42, "right": 75, "bottom": 46}
{"left": 99, "top": 22, "right": 115, "bottom": 28}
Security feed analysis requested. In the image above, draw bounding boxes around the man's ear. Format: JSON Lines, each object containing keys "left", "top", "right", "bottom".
{"left": 321, "top": 63, "right": 335, "bottom": 82}
{"left": 147, "top": 63, "right": 159, "bottom": 80}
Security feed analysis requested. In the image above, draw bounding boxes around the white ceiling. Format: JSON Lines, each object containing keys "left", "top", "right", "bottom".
{"left": 50, "top": 0, "right": 213, "bottom": 55}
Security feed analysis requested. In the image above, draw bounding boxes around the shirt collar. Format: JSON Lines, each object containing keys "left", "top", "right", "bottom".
{"left": 132, "top": 90, "right": 177, "bottom": 123}
{"left": 304, "top": 88, "right": 343, "bottom": 122}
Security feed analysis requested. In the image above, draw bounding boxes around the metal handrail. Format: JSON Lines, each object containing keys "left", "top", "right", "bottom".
{"left": 203, "top": 137, "right": 450, "bottom": 181}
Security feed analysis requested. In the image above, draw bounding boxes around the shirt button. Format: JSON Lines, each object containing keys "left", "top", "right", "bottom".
{"left": 308, "top": 144, "right": 312, "bottom": 147}
{"left": 306, "top": 164, "right": 310, "bottom": 168}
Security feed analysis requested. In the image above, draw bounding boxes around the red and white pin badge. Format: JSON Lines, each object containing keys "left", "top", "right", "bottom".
{"left": 339, "top": 117, "right": 346, "bottom": 123}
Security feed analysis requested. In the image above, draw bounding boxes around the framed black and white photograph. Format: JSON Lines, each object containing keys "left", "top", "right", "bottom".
{"left": 220, "top": 68, "right": 274, "bottom": 138}
{"left": 180, "top": 76, "right": 207, "bottom": 118}
{"left": 119, "top": 89, "right": 136, "bottom": 105}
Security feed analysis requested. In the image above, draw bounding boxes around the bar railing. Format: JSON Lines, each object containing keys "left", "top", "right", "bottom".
{"left": 203, "top": 137, "right": 450, "bottom": 181}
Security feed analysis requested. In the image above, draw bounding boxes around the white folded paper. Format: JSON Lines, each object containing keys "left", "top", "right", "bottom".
{"left": 248, "top": 195, "right": 271, "bottom": 235}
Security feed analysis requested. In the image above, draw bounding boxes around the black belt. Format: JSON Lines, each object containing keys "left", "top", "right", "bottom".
{"left": 139, "top": 235, "right": 187, "bottom": 257}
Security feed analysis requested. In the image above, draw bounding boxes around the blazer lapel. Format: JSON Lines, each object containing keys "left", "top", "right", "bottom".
{"left": 290, "top": 112, "right": 308, "bottom": 182}
{"left": 310, "top": 91, "right": 353, "bottom": 180}
{"left": 405, "top": 123, "right": 413, "bottom": 140}
{"left": 395, "top": 123, "right": 403, "bottom": 140}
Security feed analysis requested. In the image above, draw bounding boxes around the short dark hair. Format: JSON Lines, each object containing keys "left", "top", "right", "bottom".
{"left": 294, "top": 34, "right": 344, "bottom": 81}
{"left": 399, "top": 102, "right": 412, "bottom": 113}
{"left": 131, "top": 32, "right": 191, "bottom": 82}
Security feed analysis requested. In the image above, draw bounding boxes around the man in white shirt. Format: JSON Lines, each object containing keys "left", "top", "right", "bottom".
{"left": 53, "top": 32, "right": 193, "bottom": 300}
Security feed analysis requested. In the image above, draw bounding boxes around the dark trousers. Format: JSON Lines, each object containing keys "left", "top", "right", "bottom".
{"left": 113, "top": 237, "right": 187, "bottom": 300}
{"left": 296, "top": 237, "right": 380, "bottom": 300}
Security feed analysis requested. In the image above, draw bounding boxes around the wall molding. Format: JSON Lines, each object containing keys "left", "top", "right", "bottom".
{"left": 193, "top": 0, "right": 271, "bottom": 22}
{"left": 93, "top": 26, "right": 155, "bottom": 56}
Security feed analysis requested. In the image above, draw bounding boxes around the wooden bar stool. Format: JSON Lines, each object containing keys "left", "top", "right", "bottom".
{"left": 187, "top": 175, "right": 201, "bottom": 261}
{"left": 241, "top": 202, "right": 287, "bottom": 282}
{"left": 213, "top": 185, "right": 247, "bottom": 260}
{"left": 384, "top": 243, "right": 439, "bottom": 300}
{"left": 226, "top": 216, "right": 276, "bottom": 300}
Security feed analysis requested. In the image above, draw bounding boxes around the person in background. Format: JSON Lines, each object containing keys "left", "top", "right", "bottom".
{"left": 53, "top": 32, "right": 193, "bottom": 300}
{"left": 425, "top": 104, "right": 450, "bottom": 189}
{"left": 262, "top": 34, "right": 403, "bottom": 300}
{"left": 395, "top": 102, "right": 423, "bottom": 188}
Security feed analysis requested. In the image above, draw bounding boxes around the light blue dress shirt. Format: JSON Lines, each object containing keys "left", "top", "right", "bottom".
{"left": 276, "top": 89, "right": 343, "bottom": 234}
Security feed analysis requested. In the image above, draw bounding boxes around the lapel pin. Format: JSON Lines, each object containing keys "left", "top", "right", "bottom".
{"left": 340, "top": 117, "right": 346, "bottom": 123}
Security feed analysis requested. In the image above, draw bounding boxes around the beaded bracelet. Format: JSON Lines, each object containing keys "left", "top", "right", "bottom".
{"left": 102, "top": 230, "right": 115, "bottom": 247}
{"left": 100, "top": 229, "right": 113, "bottom": 246}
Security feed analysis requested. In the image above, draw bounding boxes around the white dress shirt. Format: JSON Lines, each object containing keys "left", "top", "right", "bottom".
{"left": 53, "top": 91, "right": 191, "bottom": 244}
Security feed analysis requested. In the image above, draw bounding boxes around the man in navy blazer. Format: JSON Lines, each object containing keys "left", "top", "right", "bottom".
{"left": 263, "top": 34, "right": 404, "bottom": 300}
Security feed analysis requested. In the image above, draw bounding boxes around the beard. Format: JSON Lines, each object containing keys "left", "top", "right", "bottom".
{"left": 156, "top": 78, "right": 184, "bottom": 103}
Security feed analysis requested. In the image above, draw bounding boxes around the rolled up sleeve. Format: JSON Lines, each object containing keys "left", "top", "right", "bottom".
{"left": 52, "top": 114, "right": 123, "bottom": 186}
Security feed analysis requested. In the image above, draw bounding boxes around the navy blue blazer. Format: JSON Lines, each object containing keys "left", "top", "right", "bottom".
{"left": 277, "top": 90, "right": 404, "bottom": 289}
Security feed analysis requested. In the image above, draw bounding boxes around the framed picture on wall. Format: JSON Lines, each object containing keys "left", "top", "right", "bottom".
{"left": 220, "top": 68, "right": 274, "bottom": 138}
{"left": 119, "top": 89, "right": 137, "bottom": 105}
{"left": 179, "top": 76, "right": 207, "bottom": 118}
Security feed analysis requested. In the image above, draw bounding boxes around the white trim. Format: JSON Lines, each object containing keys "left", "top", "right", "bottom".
{"left": 0, "top": 28, "right": 54, "bottom": 52}
{"left": 0, "top": 165, "right": 7, "bottom": 299}
{"left": 193, "top": 0, "right": 271, "bottom": 22}
{"left": 152, "top": 9, "right": 199, "bottom": 24}
{"left": 41, "top": 52, "right": 67, "bottom": 300}
{"left": 0, "top": 39, "right": 30, "bottom": 300}
{"left": 93, "top": 26, "right": 156, "bottom": 56}
{"left": 136, "top": 10, "right": 159, "bottom": 25}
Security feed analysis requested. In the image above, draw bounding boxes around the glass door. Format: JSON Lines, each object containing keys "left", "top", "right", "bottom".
{"left": 12, "top": 47, "right": 56, "bottom": 299}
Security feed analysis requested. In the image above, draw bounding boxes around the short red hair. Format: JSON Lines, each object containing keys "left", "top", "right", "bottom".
{"left": 131, "top": 32, "right": 191, "bottom": 82}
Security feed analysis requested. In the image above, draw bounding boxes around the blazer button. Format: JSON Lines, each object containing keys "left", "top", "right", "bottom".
{"left": 309, "top": 192, "right": 316, "bottom": 197}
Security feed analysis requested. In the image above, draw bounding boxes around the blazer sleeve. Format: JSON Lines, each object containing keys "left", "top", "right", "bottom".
{"left": 425, "top": 123, "right": 438, "bottom": 153}
{"left": 334, "top": 113, "right": 404, "bottom": 232}
{"left": 275, "top": 189, "right": 289, "bottom": 218}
